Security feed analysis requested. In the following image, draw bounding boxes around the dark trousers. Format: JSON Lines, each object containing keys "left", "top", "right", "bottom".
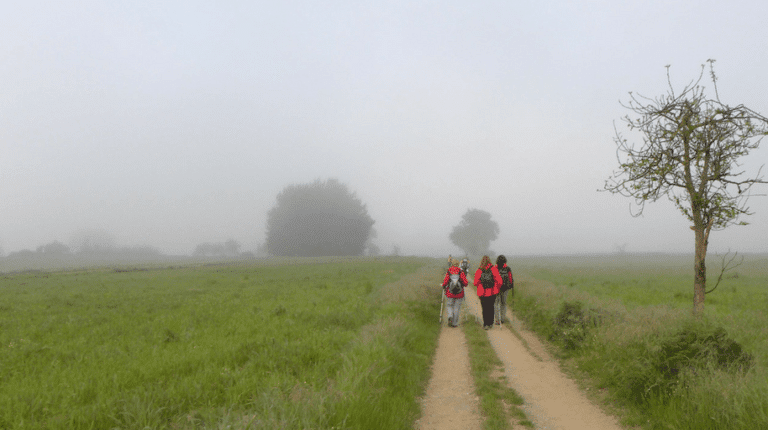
{"left": 479, "top": 295, "right": 497, "bottom": 327}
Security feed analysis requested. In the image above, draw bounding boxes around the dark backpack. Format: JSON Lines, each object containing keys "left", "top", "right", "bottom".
{"left": 479, "top": 267, "right": 494, "bottom": 289}
{"left": 498, "top": 266, "right": 512, "bottom": 292}
{"left": 447, "top": 273, "right": 463, "bottom": 295}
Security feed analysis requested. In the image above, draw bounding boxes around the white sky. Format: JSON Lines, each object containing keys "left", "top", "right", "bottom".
{"left": 2, "top": 0, "right": 767, "bottom": 256}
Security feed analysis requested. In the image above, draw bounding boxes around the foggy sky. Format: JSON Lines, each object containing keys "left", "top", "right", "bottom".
{"left": 2, "top": 0, "right": 767, "bottom": 256}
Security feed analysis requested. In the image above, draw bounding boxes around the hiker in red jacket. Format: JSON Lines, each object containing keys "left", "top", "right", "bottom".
{"left": 474, "top": 255, "right": 502, "bottom": 330}
{"left": 494, "top": 254, "right": 514, "bottom": 325}
{"left": 441, "top": 259, "right": 468, "bottom": 327}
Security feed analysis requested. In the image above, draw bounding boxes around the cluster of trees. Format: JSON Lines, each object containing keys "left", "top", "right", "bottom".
{"left": 3, "top": 239, "right": 162, "bottom": 260}
{"left": 265, "top": 178, "right": 376, "bottom": 257}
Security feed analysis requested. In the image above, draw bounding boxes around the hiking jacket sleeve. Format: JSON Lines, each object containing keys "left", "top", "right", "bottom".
{"left": 492, "top": 265, "right": 502, "bottom": 295}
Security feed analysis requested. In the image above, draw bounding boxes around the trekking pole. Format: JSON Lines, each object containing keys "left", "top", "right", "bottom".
{"left": 439, "top": 288, "right": 446, "bottom": 324}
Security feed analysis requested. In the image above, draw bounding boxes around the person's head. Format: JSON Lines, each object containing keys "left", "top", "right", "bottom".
{"left": 479, "top": 255, "right": 492, "bottom": 268}
{"left": 496, "top": 255, "right": 507, "bottom": 267}
{"left": 451, "top": 258, "right": 459, "bottom": 267}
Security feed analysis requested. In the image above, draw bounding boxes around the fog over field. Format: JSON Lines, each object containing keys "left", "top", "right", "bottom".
{"left": 2, "top": 0, "right": 767, "bottom": 257}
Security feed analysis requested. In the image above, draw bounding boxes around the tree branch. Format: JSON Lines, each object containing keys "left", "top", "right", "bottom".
{"left": 705, "top": 249, "right": 743, "bottom": 294}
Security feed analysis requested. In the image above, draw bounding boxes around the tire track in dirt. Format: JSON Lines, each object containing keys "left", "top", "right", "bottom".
{"left": 415, "top": 322, "right": 482, "bottom": 430}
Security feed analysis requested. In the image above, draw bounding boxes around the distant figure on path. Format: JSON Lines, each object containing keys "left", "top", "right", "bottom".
{"left": 441, "top": 259, "right": 468, "bottom": 327}
{"left": 474, "top": 255, "right": 501, "bottom": 330}
{"left": 494, "top": 255, "right": 514, "bottom": 325}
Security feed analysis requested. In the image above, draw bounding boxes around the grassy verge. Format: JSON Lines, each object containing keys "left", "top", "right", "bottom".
{"left": 510, "top": 254, "right": 768, "bottom": 430}
{"left": 0, "top": 256, "right": 442, "bottom": 429}
{"left": 462, "top": 319, "right": 534, "bottom": 429}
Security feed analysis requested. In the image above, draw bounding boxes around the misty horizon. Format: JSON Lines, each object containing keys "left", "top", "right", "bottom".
{"left": 2, "top": 1, "right": 767, "bottom": 258}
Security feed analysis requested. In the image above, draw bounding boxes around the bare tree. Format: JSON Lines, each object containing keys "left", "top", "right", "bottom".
{"left": 604, "top": 60, "right": 768, "bottom": 314}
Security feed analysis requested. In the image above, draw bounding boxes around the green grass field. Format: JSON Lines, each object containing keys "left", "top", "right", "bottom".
{"left": 5, "top": 253, "right": 766, "bottom": 429}
{"left": 511, "top": 253, "right": 768, "bottom": 430}
{"left": 0, "top": 257, "right": 442, "bottom": 429}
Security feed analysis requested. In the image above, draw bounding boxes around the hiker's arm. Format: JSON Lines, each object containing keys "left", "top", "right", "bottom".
{"left": 440, "top": 272, "right": 450, "bottom": 287}
{"left": 492, "top": 266, "right": 503, "bottom": 289}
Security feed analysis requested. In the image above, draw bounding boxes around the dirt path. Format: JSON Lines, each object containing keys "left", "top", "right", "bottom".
{"left": 414, "top": 323, "right": 482, "bottom": 430}
{"left": 418, "top": 276, "right": 624, "bottom": 430}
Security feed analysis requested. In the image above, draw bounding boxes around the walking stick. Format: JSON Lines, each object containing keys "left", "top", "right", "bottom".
{"left": 439, "top": 288, "right": 446, "bottom": 324}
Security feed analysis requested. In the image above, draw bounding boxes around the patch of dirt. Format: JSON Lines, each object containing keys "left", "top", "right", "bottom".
{"left": 415, "top": 319, "right": 482, "bottom": 430}
{"left": 418, "top": 276, "right": 625, "bottom": 430}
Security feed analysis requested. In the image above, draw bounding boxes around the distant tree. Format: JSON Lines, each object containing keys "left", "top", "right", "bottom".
{"left": 266, "top": 178, "right": 375, "bottom": 257}
{"left": 8, "top": 249, "right": 34, "bottom": 259}
{"left": 193, "top": 242, "right": 224, "bottom": 257}
{"left": 449, "top": 209, "right": 499, "bottom": 256}
{"left": 37, "top": 240, "right": 71, "bottom": 255}
{"left": 223, "top": 239, "right": 241, "bottom": 256}
{"left": 604, "top": 61, "right": 768, "bottom": 314}
{"left": 71, "top": 229, "right": 116, "bottom": 254}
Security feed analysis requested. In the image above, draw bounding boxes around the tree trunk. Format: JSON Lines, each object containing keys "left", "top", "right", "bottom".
{"left": 692, "top": 224, "right": 709, "bottom": 315}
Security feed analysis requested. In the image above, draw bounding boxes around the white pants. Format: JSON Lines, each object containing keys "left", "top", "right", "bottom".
{"left": 446, "top": 297, "right": 464, "bottom": 326}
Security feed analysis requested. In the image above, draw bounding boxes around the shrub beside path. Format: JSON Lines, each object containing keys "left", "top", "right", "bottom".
{"left": 418, "top": 275, "right": 625, "bottom": 430}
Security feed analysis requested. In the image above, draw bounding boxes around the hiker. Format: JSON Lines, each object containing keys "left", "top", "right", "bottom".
{"left": 460, "top": 258, "right": 469, "bottom": 276}
{"left": 474, "top": 255, "right": 502, "bottom": 330}
{"left": 494, "top": 255, "right": 514, "bottom": 325}
{"left": 441, "top": 259, "right": 468, "bottom": 327}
